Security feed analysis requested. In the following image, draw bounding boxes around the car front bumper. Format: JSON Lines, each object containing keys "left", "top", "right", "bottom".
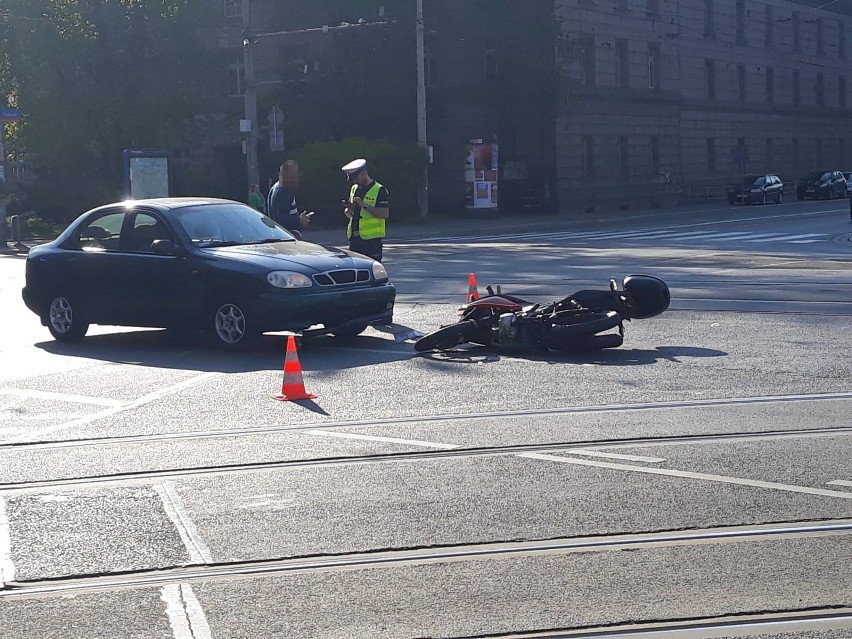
{"left": 252, "top": 283, "right": 396, "bottom": 333}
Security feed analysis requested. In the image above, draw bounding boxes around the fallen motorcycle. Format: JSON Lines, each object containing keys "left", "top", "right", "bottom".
{"left": 414, "top": 274, "right": 670, "bottom": 353}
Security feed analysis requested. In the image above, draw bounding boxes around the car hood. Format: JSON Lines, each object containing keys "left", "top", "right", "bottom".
{"left": 200, "top": 241, "right": 368, "bottom": 272}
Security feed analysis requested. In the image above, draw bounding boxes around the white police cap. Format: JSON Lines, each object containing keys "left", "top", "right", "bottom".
{"left": 341, "top": 158, "right": 367, "bottom": 175}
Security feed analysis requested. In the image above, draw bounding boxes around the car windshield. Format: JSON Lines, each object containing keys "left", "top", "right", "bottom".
{"left": 751, "top": 176, "right": 766, "bottom": 186}
{"left": 173, "top": 203, "right": 294, "bottom": 247}
{"left": 820, "top": 171, "right": 833, "bottom": 181}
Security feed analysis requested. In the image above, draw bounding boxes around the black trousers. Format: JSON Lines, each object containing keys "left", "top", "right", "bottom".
{"left": 348, "top": 236, "right": 383, "bottom": 262}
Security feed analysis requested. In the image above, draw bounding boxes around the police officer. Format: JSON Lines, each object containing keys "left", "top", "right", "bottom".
{"left": 342, "top": 158, "right": 389, "bottom": 262}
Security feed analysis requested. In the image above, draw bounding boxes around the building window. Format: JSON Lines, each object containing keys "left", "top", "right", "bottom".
{"left": 227, "top": 55, "right": 245, "bottom": 96}
{"left": 766, "top": 67, "right": 774, "bottom": 103}
{"left": 648, "top": 44, "right": 660, "bottom": 89}
{"left": 792, "top": 137, "right": 800, "bottom": 171}
{"left": 616, "top": 39, "right": 629, "bottom": 88}
{"left": 707, "top": 138, "right": 716, "bottom": 172}
{"left": 816, "top": 138, "right": 823, "bottom": 165}
{"left": 224, "top": 0, "right": 242, "bottom": 18}
{"left": 765, "top": 6, "right": 774, "bottom": 48}
{"left": 735, "top": 138, "right": 747, "bottom": 173}
{"left": 736, "top": 0, "right": 746, "bottom": 45}
{"left": 650, "top": 135, "right": 660, "bottom": 175}
{"left": 766, "top": 138, "right": 773, "bottom": 171}
{"left": 793, "top": 12, "right": 800, "bottom": 52}
{"left": 705, "top": 59, "right": 715, "bottom": 99}
{"left": 840, "top": 75, "right": 847, "bottom": 108}
{"left": 840, "top": 23, "right": 847, "bottom": 60}
{"left": 738, "top": 64, "right": 746, "bottom": 102}
{"left": 583, "top": 35, "right": 596, "bottom": 87}
{"left": 816, "top": 73, "right": 825, "bottom": 107}
{"left": 793, "top": 70, "right": 801, "bottom": 105}
{"left": 646, "top": 0, "right": 660, "bottom": 15}
{"left": 704, "top": 0, "right": 715, "bottom": 38}
{"left": 483, "top": 40, "right": 497, "bottom": 83}
{"left": 619, "top": 135, "right": 629, "bottom": 178}
{"left": 583, "top": 135, "right": 595, "bottom": 177}
{"left": 817, "top": 18, "right": 824, "bottom": 55}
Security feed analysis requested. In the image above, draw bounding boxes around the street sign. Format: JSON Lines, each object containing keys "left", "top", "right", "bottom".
{"left": 0, "top": 108, "right": 22, "bottom": 121}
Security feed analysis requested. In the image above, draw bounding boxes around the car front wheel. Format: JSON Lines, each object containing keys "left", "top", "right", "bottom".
{"left": 211, "top": 302, "right": 257, "bottom": 350}
{"left": 46, "top": 295, "right": 89, "bottom": 342}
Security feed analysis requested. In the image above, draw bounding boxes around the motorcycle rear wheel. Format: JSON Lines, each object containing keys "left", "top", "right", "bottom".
{"left": 546, "top": 332, "right": 624, "bottom": 353}
{"left": 414, "top": 320, "right": 481, "bottom": 352}
{"left": 548, "top": 311, "right": 621, "bottom": 338}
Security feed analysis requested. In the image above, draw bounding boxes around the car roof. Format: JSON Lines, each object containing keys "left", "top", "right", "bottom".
{"left": 86, "top": 197, "right": 241, "bottom": 216}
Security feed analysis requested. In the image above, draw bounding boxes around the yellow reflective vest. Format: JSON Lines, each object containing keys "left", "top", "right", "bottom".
{"left": 347, "top": 181, "right": 386, "bottom": 240}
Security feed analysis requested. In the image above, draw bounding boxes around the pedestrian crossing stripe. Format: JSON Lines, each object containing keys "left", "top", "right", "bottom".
{"left": 405, "top": 230, "right": 829, "bottom": 245}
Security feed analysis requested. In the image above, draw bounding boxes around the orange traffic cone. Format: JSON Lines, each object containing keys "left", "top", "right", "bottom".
{"left": 467, "top": 273, "right": 480, "bottom": 303}
{"left": 272, "top": 335, "right": 317, "bottom": 402}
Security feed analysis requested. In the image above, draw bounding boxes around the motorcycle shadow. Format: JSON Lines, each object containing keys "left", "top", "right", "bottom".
{"left": 417, "top": 344, "right": 727, "bottom": 366}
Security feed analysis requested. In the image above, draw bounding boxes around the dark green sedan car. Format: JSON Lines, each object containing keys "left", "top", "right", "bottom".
{"left": 22, "top": 198, "right": 395, "bottom": 349}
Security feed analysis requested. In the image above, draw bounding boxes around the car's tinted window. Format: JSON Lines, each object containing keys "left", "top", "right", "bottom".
{"left": 122, "top": 212, "right": 171, "bottom": 253}
{"left": 174, "top": 203, "right": 294, "bottom": 247}
{"left": 69, "top": 212, "right": 125, "bottom": 252}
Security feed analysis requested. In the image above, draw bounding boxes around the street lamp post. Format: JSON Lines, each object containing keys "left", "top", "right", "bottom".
{"left": 416, "top": 0, "right": 429, "bottom": 221}
{"left": 242, "top": 1, "right": 259, "bottom": 192}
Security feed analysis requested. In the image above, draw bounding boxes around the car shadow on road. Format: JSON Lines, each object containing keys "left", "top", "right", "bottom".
{"left": 34, "top": 328, "right": 418, "bottom": 374}
{"left": 416, "top": 344, "right": 727, "bottom": 365}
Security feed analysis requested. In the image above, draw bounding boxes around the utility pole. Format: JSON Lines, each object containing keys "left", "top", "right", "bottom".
{"left": 242, "top": 0, "right": 260, "bottom": 193}
{"left": 416, "top": 0, "right": 429, "bottom": 221}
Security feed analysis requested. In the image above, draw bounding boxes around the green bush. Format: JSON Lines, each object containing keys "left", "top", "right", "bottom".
{"left": 291, "top": 137, "right": 427, "bottom": 228}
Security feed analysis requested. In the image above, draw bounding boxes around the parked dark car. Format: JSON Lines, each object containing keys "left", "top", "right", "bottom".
{"left": 22, "top": 198, "right": 396, "bottom": 349}
{"left": 727, "top": 174, "right": 784, "bottom": 205}
{"left": 796, "top": 170, "right": 847, "bottom": 200}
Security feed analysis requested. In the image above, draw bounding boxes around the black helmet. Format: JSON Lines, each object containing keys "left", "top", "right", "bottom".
{"left": 622, "top": 275, "right": 670, "bottom": 319}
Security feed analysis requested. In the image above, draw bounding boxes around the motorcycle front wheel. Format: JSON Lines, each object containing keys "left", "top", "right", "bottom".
{"left": 414, "top": 320, "right": 481, "bottom": 352}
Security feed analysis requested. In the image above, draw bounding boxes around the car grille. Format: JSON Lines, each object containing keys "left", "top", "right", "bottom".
{"left": 313, "top": 269, "right": 371, "bottom": 287}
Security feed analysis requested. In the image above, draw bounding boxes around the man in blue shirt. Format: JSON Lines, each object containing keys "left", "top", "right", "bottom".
{"left": 267, "top": 160, "right": 312, "bottom": 238}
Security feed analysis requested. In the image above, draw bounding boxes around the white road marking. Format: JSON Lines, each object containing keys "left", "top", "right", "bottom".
{"left": 154, "top": 482, "right": 213, "bottom": 565}
{"left": 5, "top": 373, "right": 218, "bottom": 444}
{"left": 0, "top": 496, "right": 14, "bottom": 586}
{"left": 0, "top": 389, "right": 125, "bottom": 408}
{"left": 828, "top": 480, "right": 852, "bottom": 488}
{"left": 161, "top": 583, "right": 212, "bottom": 639}
{"left": 746, "top": 233, "right": 825, "bottom": 242}
{"left": 520, "top": 453, "right": 852, "bottom": 499}
{"left": 566, "top": 449, "right": 665, "bottom": 463}
{"left": 305, "top": 429, "right": 461, "bottom": 450}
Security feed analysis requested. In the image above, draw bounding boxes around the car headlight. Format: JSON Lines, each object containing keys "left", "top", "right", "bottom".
{"left": 267, "top": 271, "right": 313, "bottom": 288}
{"left": 372, "top": 261, "right": 389, "bottom": 282}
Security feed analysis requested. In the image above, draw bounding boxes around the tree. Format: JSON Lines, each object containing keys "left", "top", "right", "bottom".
{"left": 0, "top": 0, "right": 219, "bottom": 220}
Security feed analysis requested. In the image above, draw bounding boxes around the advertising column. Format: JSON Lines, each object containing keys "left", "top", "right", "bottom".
{"left": 464, "top": 140, "right": 499, "bottom": 210}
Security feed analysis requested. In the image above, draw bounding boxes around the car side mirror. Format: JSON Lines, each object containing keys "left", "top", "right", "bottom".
{"left": 151, "top": 239, "right": 185, "bottom": 256}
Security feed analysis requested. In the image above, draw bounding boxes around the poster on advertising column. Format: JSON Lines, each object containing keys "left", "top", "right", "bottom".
{"left": 464, "top": 142, "right": 499, "bottom": 209}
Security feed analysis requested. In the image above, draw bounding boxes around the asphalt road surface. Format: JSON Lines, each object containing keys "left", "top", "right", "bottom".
{"left": 1, "top": 198, "right": 851, "bottom": 638}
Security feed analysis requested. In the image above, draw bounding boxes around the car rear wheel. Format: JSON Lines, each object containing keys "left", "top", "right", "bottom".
{"left": 330, "top": 322, "right": 369, "bottom": 338}
{"left": 46, "top": 295, "right": 89, "bottom": 342}
{"left": 211, "top": 302, "right": 257, "bottom": 350}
